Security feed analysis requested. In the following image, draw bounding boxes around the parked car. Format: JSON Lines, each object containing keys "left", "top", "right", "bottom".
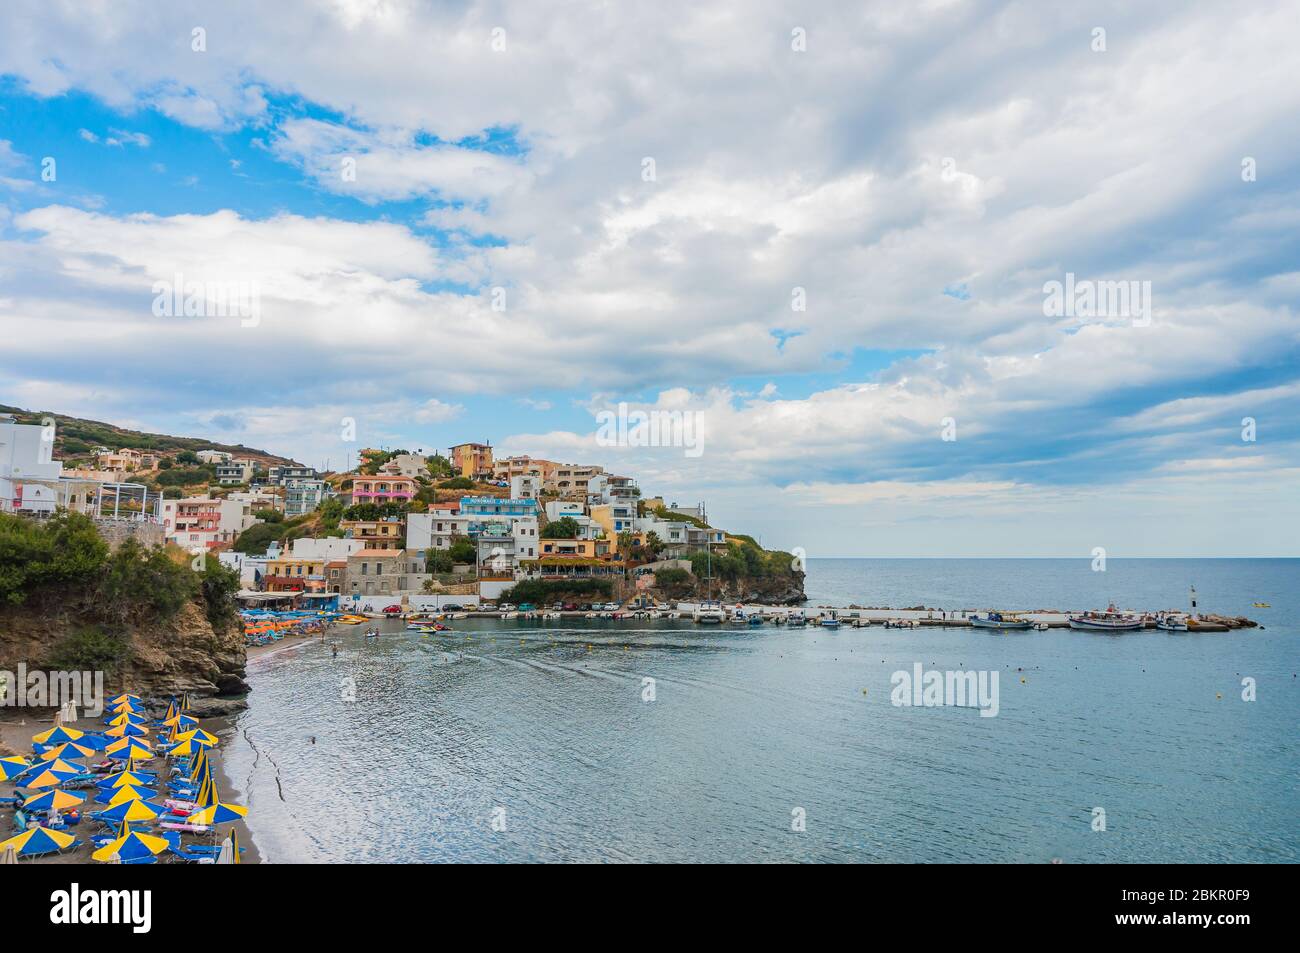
{"left": 562, "top": 603, "right": 578, "bottom": 611}
{"left": 442, "top": 604, "right": 463, "bottom": 612}
{"left": 381, "top": 604, "right": 402, "bottom": 615}
{"left": 602, "top": 603, "right": 620, "bottom": 612}
{"left": 550, "top": 603, "right": 565, "bottom": 611}
{"left": 518, "top": 603, "right": 535, "bottom": 612}
{"left": 499, "top": 603, "right": 517, "bottom": 612}
{"left": 578, "top": 603, "right": 593, "bottom": 612}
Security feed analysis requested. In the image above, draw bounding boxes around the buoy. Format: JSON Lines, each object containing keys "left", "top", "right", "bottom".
{"left": 1216, "top": 693, "right": 1222, "bottom": 699}
{"left": 1020, "top": 677, "right": 1026, "bottom": 684}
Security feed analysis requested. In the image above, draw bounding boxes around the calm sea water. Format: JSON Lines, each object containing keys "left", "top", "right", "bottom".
{"left": 221, "top": 559, "right": 1298, "bottom": 863}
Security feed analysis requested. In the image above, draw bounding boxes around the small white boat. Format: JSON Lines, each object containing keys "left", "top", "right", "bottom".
{"left": 729, "top": 607, "right": 748, "bottom": 623}
{"left": 819, "top": 610, "right": 841, "bottom": 629}
{"left": 1156, "top": 613, "right": 1189, "bottom": 631}
{"left": 884, "top": 618, "right": 919, "bottom": 629}
{"left": 543, "top": 611, "right": 562, "bottom": 620}
{"left": 693, "top": 600, "right": 725, "bottom": 624}
{"left": 969, "top": 612, "right": 1032, "bottom": 630}
{"left": 786, "top": 610, "right": 807, "bottom": 627}
{"left": 1068, "top": 604, "right": 1144, "bottom": 631}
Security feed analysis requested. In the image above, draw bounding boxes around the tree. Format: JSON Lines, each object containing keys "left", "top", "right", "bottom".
{"left": 448, "top": 536, "right": 476, "bottom": 565}
{"left": 426, "top": 550, "right": 454, "bottom": 574}
{"left": 644, "top": 531, "right": 665, "bottom": 557}
{"left": 426, "top": 454, "right": 453, "bottom": 478}
{"left": 175, "top": 450, "right": 201, "bottom": 465}
{"left": 157, "top": 457, "right": 173, "bottom": 470}
{"left": 232, "top": 522, "right": 281, "bottom": 555}
{"left": 541, "top": 516, "right": 579, "bottom": 539}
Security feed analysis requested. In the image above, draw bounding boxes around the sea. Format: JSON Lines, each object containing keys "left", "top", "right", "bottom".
{"left": 220, "top": 558, "right": 1298, "bottom": 863}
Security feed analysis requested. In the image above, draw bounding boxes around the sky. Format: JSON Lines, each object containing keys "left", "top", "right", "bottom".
{"left": 0, "top": 0, "right": 1297, "bottom": 557}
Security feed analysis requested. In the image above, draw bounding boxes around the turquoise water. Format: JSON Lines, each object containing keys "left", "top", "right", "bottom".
{"left": 222, "top": 559, "right": 1298, "bottom": 863}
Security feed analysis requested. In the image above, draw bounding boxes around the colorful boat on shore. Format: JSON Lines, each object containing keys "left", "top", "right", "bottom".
{"left": 970, "top": 611, "right": 1032, "bottom": 630}
{"left": 1068, "top": 604, "right": 1145, "bottom": 631}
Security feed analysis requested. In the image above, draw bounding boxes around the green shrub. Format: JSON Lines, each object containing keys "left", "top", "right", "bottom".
{"left": 96, "top": 538, "right": 196, "bottom": 623}
{"left": 438, "top": 476, "right": 475, "bottom": 490}
{"left": 541, "top": 516, "right": 579, "bottom": 539}
{"left": 0, "top": 511, "right": 108, "bottom": 605}
{"left": 426, "top": 550, "right": 455, "bottom": 574}
{"left": 45, "top": 625, "right": 130, "bottom": 674}
{"left": 501, "top": 578, "right": 613, "bottom": 603}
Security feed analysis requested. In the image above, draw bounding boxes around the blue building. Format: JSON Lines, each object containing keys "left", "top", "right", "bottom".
{"left": 459, "top": 496, "right": 539, "bottom": 519}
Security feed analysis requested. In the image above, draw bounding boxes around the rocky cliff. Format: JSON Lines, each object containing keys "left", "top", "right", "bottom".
{"left": 0, "top": 600, "right": 249, "bottom": 713}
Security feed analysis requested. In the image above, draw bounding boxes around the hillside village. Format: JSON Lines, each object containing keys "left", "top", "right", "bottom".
{"left": 0, "top": 412, "right": 805, "bottom": 611}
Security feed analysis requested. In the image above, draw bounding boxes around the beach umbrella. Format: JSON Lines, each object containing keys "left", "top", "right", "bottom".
{"left": 96, "top": 770, "right": 155, "bottom": 790}
{"left": 105, "top": 736, "right": 153, "bottom": 759}
{"left": 163, "top": 737, "right": 214, "bottom": 758}
{"left": 0, "top": 826, "right": 76, "bottom": 859}
{"left": 104, "top": 785, "right": 154, "bottom": 807}
{"left": 172, "top": 728, "right": 218, "bottom": 746}
{"left": 76, "top": 733, "right": 110, "bottom": 751}
{"left": 187, "top": 748, "right": 211, "bottom": 780}
{"left": 218, "top": 828, "right": 242, "bottom": 865}
{"left": 108, "top": 711, "right": 147, "bottom": 727}
{"left": 105, "top": 722, "right": 150, "bottom": 738}
{"left": 108, "top": 693, "right": 142, "bottom": 706}
{"left": 39, "top": 741, "right": 97, "bottom": 761}
{"left": 162, "top": 713, "right": 200, "bottom": 731}
{"left": 92, "top": 828, "right": 169, "bottom": 863}
{"left": 96, "top": 796, "right": 168, "bottom": 824}
{"left": 187, "top": 800, "right": 248, "bottom": 826}
{"left": 31, "top": 725, "right": 84, "bottom": 745}
{"left": 162, "top": 699, "right": 178, "bottom": 721}
{"left": 0, "top": 756, "right": 31, "bottom": 780}
{"left": 17, "top": 763, "right": 81, "bottom": 790}
{"left": 22, "top": 789, "right": 84, "bottom": 812}
{"left": 181, "top": 692, "right": 193, "bottom": 712}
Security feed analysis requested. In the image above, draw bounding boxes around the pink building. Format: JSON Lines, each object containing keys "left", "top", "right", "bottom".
{"left": 351, "top": 474, "right": 417, "bottom": 504}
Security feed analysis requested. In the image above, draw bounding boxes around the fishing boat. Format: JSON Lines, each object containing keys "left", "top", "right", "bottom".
{"left": 1068, "top": 604, "right": 1145, "bottom": 631}
{"left": 1253, "top": 602, "right": 1271, "bottom": 608}
{"left": 969, "top": 611, "right": 1032, "bottom": 630}
{"left": 693, "top": 600, "right": 725, "bottom": 624}
{"left": 786, "top": 610, "right": 807, "bottom": 627}
{"left": 746, "top": 613, "right": 764, "bottom": 626}
{"left": 819, "top": 609, "right": 841, "bottom": 629}
{"left": 1155, "top": 613, "right": 1189, "bottom": 631}
{"left": 729, "top": 607, "right": 748, "bottom": 623}
{"left": 884, "top": 618, "right": 919, "bottom": 629}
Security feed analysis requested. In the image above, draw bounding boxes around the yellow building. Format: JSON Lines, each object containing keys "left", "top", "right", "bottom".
{"left": 450, "top": 442, "right": 493, "bottom": 479}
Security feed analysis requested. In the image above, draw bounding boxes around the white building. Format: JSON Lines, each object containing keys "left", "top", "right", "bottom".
{"left": 510, "top": 473, "right": 540, "bottom": 499}
{"left": 284, "top": 478, "right": 328, "bottom": 516}
{"left": 160, "top": 494, "right": 260, "bottom": 550}
{"left": 196, "top": 449, "right": 233, "bottom": 464}
{"left": 0, "top": 412, "right": 63, "bottom": 514}
{"left": 215, "top": 460, "right": 254, "bottom": 485}
{"left": 544, "top": 500, "right": 584, "bottom": 521}
{"left": 288, "top": 537, "right": 364, "bottom": 561}
{"left": 406, "top": 511, "right": 475, "bottom": 552}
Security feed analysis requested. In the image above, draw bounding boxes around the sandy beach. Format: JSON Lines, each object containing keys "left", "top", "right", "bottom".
{"left": 1, "top": 706, "right": 261, "bottom": 865}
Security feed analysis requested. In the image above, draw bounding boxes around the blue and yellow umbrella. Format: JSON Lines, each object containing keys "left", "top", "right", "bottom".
{"left": 105, "top": 736, "right": 153, "bottom": 760}
{"left": 105, "top": 722, "right": 149, "bottom": 738}
{"left": 108, "top": 693, "right": 142, "bottom": 706}
{"left": 31, "top": 725, "right": 84, "bottom": 745}
{"left": 96, "top": 797, "right": 168, "bottom": 824}
{"left": 22, "top": 788, "right": 84, "bottom": 812}
{"left": 92, "top": 826, "right": 169, "bottom": 863}
{"left": 103, "top": 785, "right": 153, "bottom": 807}
{"left": 17, "top": 762, "right": 82, "bottom": 789}
{"left": 163, "top": 737, "right": 214, "bottom": 758}
{"left": 187, "top": 800, "right": 248, "bottom": 825}
{"left": 39, "top": 741, "right": 97, "bottom": 761}
{"left": 0, "top": 756, "right": 31, "bottom": 780}
{"left": 96, "top": 770, "right": 155, "bottom": 790}
{"left": 0, "top": 826, "right": 77, "bottom": 858}
{"left": 108, "top": 711, "right": 147, "bottom": 727}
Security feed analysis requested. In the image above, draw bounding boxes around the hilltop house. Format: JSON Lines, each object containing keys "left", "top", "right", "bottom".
{"left": 450, "top": 442, "right": 494, "bottom": 480}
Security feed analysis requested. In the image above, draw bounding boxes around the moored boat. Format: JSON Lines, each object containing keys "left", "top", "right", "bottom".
{"left": 786, "top": 610, "right": 807, "bottom": 627}
{"left": 969, "top": 611, "right": 1032, "bottom": 630}
{"left": 1155, "top": 613, "right": 1189, "bottom": 631}
{"left": 819, "top": 609, "right": 841, "bottom": 629}
{"left": 693, "top": 600, "right": 725, "bottom": 624}
{"left": 1068, "top": 604, "right": 1144, "bottom": 631}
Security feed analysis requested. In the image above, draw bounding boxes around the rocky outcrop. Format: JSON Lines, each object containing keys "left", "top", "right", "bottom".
{"left": 0, "top": 600, "right": 248, "bottom": 709}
